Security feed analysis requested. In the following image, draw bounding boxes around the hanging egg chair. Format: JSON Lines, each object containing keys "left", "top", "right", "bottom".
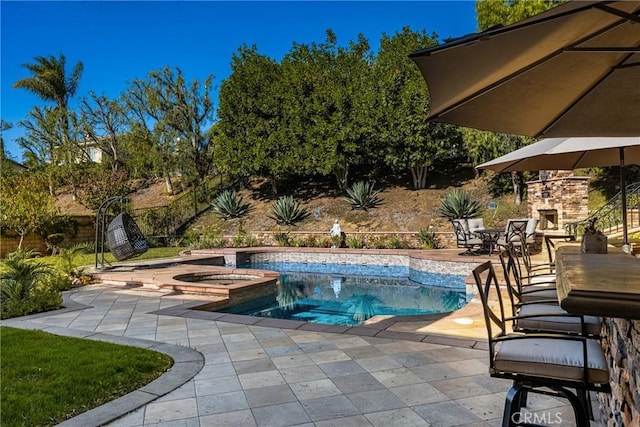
{"left": 106, "top": 212, "right": 148, "bottom": 261}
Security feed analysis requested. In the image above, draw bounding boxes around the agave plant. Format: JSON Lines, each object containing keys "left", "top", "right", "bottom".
{"left": 343, "top": 181, "right": 382, "bottom": 211}
{"left": 269, "top": 196, "right": 309, "bottom": 226}
{"left": 437, "top": 189, "right": 483, "bottom": 220}
{"left": 211, "top": 190, "right": 250, "bottom": 219}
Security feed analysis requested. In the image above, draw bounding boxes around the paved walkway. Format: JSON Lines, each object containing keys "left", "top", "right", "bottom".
{"left": 1, "top": 280, "right": 601, "bottom": 426}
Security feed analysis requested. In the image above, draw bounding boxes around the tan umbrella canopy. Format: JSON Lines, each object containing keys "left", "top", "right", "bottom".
{"left": 409, "top": 1, "right": 640, "bottom": 138}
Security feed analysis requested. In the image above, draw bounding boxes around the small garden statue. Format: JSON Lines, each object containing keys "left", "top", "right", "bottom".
{"left": 330, "top": 220, "right": 344, "bottom": 248}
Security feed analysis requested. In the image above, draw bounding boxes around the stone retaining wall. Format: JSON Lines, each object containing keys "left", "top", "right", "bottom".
{"left": 599, "top": 318, "right": 640, "bottom": 426}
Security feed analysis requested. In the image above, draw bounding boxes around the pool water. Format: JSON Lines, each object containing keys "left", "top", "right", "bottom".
{"left": 218, "top": 262, "right": 468, "bottom": 326}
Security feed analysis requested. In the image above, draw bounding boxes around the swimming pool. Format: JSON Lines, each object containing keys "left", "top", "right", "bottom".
{"left": 215, "top": 261, "right": 469, "bottom": 326}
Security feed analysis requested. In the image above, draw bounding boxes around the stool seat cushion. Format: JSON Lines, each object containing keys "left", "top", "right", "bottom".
{"left": 493, "top": 337, "right": 609, "bottom": 384}
{"left": 516, "top": 304, "right": 601, "bottom": 335}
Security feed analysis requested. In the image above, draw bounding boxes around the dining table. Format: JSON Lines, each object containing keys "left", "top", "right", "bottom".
{"left": 473, "top": 229, "right": 503, "bottom": 255}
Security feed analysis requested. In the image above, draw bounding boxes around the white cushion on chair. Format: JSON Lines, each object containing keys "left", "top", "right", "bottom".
{"left": 520, "top": 289, "right": 558, "bottom": 302}
{"left": 468, "top": 218, "right": 485, "bottom": 234}
{"left": 516, "top": 304, "right": 601, "bottom": 335}
{"left": 493, "top": 337, "right": 609, "bottom": 384}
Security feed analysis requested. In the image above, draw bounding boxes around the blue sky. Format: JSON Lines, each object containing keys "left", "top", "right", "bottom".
{"left": 1, "top": 1, "right": 478, "bottom": 160}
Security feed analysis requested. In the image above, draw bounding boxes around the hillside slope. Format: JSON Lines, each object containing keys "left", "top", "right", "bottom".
{"left": 56, "top": 174, "right": 528, "bottom": 236}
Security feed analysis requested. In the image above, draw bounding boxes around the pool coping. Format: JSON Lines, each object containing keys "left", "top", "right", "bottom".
{"left": 150, "top": 298, "right": 489, "bottom": 351}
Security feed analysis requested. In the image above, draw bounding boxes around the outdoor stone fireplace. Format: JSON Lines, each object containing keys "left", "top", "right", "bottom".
{"left": 527, "top": 170, "right": 589, "bottom": 232}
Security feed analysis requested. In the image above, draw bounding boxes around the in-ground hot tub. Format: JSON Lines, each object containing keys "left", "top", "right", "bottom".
{"left": 158, "top": 268, "right": 280, "bottom": 309}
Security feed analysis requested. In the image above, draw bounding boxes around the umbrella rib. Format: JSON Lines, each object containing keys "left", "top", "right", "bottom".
{"left": 595, "top": 3, "right": 640, "bottom": 24}
{"left": 538, "top": 50, "right": 636, "bottom": 137}
{"left": 570, "top": 152, "right": 589, "bottom": 170}
{"left": 410, "top": 1, "right": 612, "bottom": 58}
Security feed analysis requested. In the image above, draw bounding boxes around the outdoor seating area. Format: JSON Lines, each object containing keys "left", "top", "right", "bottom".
{"left": 450, "top": 217, "right": 539, "bottom": 256}
{"left": 472, "top": 260, "right": 611, "bottom": 426}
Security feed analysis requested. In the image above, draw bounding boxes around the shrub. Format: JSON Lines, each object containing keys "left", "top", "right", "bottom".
{"left": 231, "top": 222, "right": 247, "bottom": 247}
{"left": 184, "top": 230, "right": 226, "bottom": 249}
{"left": 269, "top": 196, "right": 309, "bottom": 226}
{"left": 290, "top": 236, "right": 307, "bottom": 247}
{"left": 385, "top": 235, "right": 405, "bottom": 249}
{"left": 417, "top": 228, "right": 440, "bottom": 249}
{"left": 211, "top": 190, "right": 250, "bottom": 219}
{"left": 367, "top": 235, "right": 388, "bottom": 249}
{"left": 56, "top": 242, "right": 95, "bottom": 288}
{"left": 304, "top": 235, "right": 319, "bottom": 247}
{"left": 437, "top": 189, "right": 483, "bottom": 220}
{"left": 243, "top": 235, "right": 261, "bottom": 247}
{"left": 343, "top": 181, "right": 382, "bottom": 211}
{"left": 317, "top": 237, "right": 333, "bottom": 248}
{"left": 274, "top": 232, "right": 291, "bottom": 247}
{"left": 346, "top": 235, "right": 365, "bottom": 249}
{"left": 0, "top": 249, "right": 62, "bottom": 319}
{"left": 231, "top": 234, "right": 245, "bottom": 248}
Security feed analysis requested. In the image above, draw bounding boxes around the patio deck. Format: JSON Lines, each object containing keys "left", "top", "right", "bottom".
{"left": 0, "top": 248, "right": 604, "bottom": 426}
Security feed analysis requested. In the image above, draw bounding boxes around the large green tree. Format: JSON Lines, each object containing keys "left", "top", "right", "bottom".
{"left": 0, "top": 175, "right": 61, "bottom": 249}
{"left": 215, "top": 45, "right": 284, "bottom": 190}
{"left": 79, "top": 92, "right": 129, "bottom": 173}
{"left": 126, "top": 67, "right": 214, "bottom": 208}
{"left": 373, "top": 27, "right": 462, "bottom": 189}
{"left": 279, "top": 30, "right": 374, "bottom": 190}
{"left": 476, "top": 0, "right": 562, "bottom": 31}
{"left": 17, "top": 106, "right": 86, "bottom": 197}
{"left": 13, "top": 54, "right": 83, "bottom": 114}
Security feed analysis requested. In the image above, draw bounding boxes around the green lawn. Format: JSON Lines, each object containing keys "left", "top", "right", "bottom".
{"left": 40, "top": 246, "right": 187, "bottom": 269}
{"left": 0, "top": 326, "right": 173, "bottom": 427}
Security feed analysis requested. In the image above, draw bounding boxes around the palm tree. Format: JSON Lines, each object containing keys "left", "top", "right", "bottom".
{"left": 14, "top": 54, "right": 84, "bottom": 197}
{"left": 13, "top": 54, "right": 83, "bottom": 112}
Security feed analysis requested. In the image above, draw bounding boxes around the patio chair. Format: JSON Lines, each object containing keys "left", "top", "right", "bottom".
{"left": 516, "top": 236, "right": 557, "bottom": 284}
{"left": 106, "top": 212, "right": 148, "bottom": 262}
{"left": 544, "top": 234, "right": 576, "bottom": 273}
{"left": 496, "top": 219, "right": 529, "bottom": 249}
{"left": 524, "top": 218, "right": 538, "bottom": 245}
{"left": 472, "top": 261, "right": 610, "bottom": 427}
{"left": 498, "top": 249, "right": 601, "bottom": 337}
{"left": 467, "top": 218, "right": 485, "bottom": 235}
{"left": 499, "top": 246, "right": 558, "bottom": 302}
{"left": 451, "top": 219, "right": 483, "bottom": 255}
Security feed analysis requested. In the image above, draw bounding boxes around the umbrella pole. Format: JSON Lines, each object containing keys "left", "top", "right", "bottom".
{"left": 620, "top": 147, "right": 630, "bottom": 253}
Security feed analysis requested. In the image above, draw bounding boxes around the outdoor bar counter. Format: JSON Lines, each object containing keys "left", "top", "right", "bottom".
{"left": 555, "top": 245, "right": 640, "bottom": 319}
{"left": 554, "top": 245, "right": 640, "bottom": 426}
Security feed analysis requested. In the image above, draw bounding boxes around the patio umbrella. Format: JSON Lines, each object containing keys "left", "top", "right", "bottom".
{"left": 409, "top": 0, "right": 640, "bottom": 138}
{"left": 477, "top": 136, "right": 640, "bottom": 249}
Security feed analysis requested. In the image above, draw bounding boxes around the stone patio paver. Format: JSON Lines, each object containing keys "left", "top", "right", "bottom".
{"left": 0, "top": 248, "right": 605, "bottom": 426}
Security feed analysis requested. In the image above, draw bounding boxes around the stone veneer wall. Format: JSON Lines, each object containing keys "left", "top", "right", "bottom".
{"left": 223, "top": 250, "right": 478, "bottom": 287}
{"left": 527, "top": 171, "right": 589, "bottom": 231}
{"left": 599, "top": 318, "right": 640, "bottom": 426}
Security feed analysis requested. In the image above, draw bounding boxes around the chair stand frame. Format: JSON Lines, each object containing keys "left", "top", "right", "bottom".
{"left": 502, "top": 381, "right": 590, "bottom": 427}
